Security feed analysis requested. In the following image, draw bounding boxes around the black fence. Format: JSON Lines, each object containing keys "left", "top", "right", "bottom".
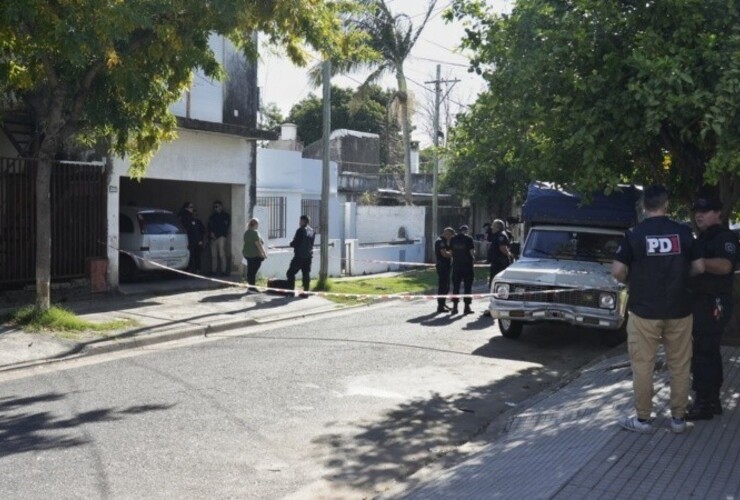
{"left": 0, "top": 157, "right": 107, "bottom": 288}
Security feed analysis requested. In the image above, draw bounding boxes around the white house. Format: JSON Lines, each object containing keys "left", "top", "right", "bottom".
{"left": 105, "top": 33, "right": 273, "bottom": 286}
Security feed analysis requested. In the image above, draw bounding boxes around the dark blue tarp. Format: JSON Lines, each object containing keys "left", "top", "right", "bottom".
{"left": 522, "top": 182, "right": 641, "bottom": 228}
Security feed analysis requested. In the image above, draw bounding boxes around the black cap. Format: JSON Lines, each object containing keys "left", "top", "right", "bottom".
{"left": 458, "top": 224, "right": 469, "bottom": 232}
{"left": 692, "top": 197, "right": 722, "bottom": 212}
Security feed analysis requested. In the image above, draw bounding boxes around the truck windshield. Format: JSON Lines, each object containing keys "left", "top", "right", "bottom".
{"left": 523, "top": 229, "right": 621, "bottom": 263}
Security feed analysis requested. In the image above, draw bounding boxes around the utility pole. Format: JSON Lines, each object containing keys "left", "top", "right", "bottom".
{"left": 426, "top": 65, "right": 460, "bottom": 256}
{"left": 319, "top": 60, "right": 331, "bottom": 285}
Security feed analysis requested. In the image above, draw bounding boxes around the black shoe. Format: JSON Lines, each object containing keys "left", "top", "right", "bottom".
{"left": 481, "top": 310, "right": 491, "bottom": 317}
{"left": 436, "top": 306, "right": 448, "bottom": 313}
{"left": 450, "top": 306, "right": 459, "bottom": 315}
{"left": 686, "top": 401, "right": 714, "bottom": 421}
{"left": 463, "top": 306, "right": 473, "bottom": 315}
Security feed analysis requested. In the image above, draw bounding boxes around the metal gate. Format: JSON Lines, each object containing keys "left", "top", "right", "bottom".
{"left": 0, "top": 157, "right": 107, "bottom": 288}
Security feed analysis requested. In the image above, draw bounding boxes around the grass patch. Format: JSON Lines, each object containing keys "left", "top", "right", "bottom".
{"left": 311, "top": 268, "right": 489, "bottom": 305}
{"left": 4, "top": 306, "right": 135, "bottom": 336}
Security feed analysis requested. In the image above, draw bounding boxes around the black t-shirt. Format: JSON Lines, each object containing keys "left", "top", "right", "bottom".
{"left": 450, "top": 233, "right": 475, "bottom": 268}
{"left": 435, "top": 237, "right": 451, "bottom": 267}
{"left": 692, "top": 224, "right": 737, "bottom": 295}
{"left": 615, "top": 216, "right": 698, "bottom": 319}
{"left": 487, "top": 231, "right": 510, "bottom": 266}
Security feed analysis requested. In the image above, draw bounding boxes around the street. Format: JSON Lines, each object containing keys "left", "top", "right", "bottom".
{"left": 0, "top": 298, "right": 614, "bottom": 499}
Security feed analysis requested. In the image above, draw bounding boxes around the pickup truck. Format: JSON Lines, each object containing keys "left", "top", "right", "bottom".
{"left": 489, "top": 182, "right": 640, "bottom": 341}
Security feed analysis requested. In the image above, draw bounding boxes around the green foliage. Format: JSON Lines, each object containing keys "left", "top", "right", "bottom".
{"left": 446, "top": 0, "right": 740, "bottom": 212}
{"left": 5, "top": 306, "right": 134, "bottom": 334}
{"left": 288, "top": 85, "right": 392, "bottom": 145}
{"left": 259, "top": 102, "right": 286, "bottom": 132}
{"left": 0, "top": 0, "right": 363, "bottom": 172}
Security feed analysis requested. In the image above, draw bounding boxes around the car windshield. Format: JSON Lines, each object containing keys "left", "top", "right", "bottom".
{"left": 140, "top": 212, "right": 185, "bottom": 235}
{"left": 523, "top": 229, "right": 620, "bottom": 263}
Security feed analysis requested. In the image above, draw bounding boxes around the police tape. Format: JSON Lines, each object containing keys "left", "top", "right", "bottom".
{"left": 328, "top": 256, "right": 492, "bottom": 268}
{"left": 106, "top": 244, "right": 615, "bottom": 301}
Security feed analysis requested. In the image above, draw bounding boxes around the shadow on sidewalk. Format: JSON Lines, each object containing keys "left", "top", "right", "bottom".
{"left": 0, "top": 393, "right": 175, "bottom": 459}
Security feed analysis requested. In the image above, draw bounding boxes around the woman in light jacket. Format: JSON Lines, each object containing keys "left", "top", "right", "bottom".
{"left": 242, "top": 218, "right": 267, "bottom": 291}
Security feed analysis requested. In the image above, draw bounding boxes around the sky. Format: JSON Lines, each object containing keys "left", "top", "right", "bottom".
{"left": 257, "top": 0, "right": 510, "bottom": 145}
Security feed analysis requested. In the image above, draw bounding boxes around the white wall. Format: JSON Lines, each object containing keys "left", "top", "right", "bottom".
{"left": 344, "top": 239, "right": 427, "bottom": 275}
{"left": 170, "top": 34, "right": 226, "bottom": 123}
{"left": 355, "top": 206, "right": 426, "bottom": 244}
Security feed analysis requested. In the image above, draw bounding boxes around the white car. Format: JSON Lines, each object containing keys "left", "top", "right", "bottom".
{"left": 118, "top": 207, "right": 190, "bottom": 281}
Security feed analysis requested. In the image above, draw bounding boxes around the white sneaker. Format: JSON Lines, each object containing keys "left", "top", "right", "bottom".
{"left": 618, "top": 415, "right": 652, "bottom": 434}
{"left": 671, "top": 417, "right": 687, "bottom": 434}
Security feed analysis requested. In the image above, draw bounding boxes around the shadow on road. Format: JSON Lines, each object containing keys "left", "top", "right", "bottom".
{"left": 311, "top": 366, "right": 565, "bottom": 495}
{"left": 0, "top": 393, "right": 175, "bottom": 459}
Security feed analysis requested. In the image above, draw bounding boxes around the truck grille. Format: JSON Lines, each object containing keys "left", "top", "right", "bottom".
{"left": 510, "top": 285, "right": 600, "bottom": 308}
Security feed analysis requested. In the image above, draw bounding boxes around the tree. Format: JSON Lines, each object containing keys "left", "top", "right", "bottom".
{"left": 287, "top": 84, "right": 402, "bottom": 164}
{"left": 315, "top": 0, "right": 439, "bottom": 205}
{"left": 259, "top": 102, "right": 286, "bottom": 132}
{"left": 0, "top": 0, "right": 360, "bottom": 311}
{"left": 446, "top": 0, "right": 740, "bottom": 214}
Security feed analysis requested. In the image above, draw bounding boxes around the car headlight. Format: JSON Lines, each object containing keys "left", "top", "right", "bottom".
{"left": 494, "top": 283, "right": 510, "bottom": 300}
{"left": 599, "top": 292, "right": 616, "bottom": 309}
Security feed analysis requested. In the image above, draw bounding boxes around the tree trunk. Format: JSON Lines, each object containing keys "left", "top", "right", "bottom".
{"left": 35, "top": 153, "right": 52, "bottom": 311}
{"left": 396, "top": 70, "right": 413, "bottom": 206}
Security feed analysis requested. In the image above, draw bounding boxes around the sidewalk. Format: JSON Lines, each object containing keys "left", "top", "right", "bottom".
{"left": 0, "top": 276, "right": 344, "bottom": 370}
{"left": 397, "top": 346, "right": 740, "bottom": 499}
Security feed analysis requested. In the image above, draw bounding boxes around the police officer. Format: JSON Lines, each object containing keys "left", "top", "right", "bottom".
{"left": 612, "top": 185, "right": 703, "bottom": 434}
{"left": 487, "top": 219, "right": 512, "bottom": 288}
{"left": 435, "top": 227, "right": 455, "bottom": 313}
{"left": 686, "top": 195, "right": 737, "bottom": 420}
{"left": 286, "top": 215, "right": 316, "bottom": 296}
{"left": 450, "top": 224, "right": 476, "bottom": 315}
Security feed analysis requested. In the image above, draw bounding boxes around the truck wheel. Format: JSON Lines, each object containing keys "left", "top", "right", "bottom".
{"left": 498, "top": 318, "right": 523, "bottom": 339}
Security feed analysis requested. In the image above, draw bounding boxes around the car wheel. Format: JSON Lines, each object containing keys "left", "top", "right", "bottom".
{"left": 119, "top": 254, "right": 139, "bottom": 282}
{"left": 498, "top": 318, "right": 523, "bottom": 339}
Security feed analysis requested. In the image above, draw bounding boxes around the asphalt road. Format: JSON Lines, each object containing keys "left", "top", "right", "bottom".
{"left": 0, "top": 298, "right": 617, "bottom": 499}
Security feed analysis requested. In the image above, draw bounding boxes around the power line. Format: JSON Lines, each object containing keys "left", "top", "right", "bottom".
{"left": 409, "top": 55, "right": 470, "bottom": 68}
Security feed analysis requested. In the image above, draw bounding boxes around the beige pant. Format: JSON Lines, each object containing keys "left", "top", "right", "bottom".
{"left": 211, "top": 236, "right": 228, "bottom": 273}
{"left": 627, "top": 313, "right": 693, "bottom": 419}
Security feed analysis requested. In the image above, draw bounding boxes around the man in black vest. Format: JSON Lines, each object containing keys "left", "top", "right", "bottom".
{"left": 287, "top": 215, "right": 316, "bottom": 296}
{"left": 435, "top": 227, "right": 454, "bottom": 313}
{"left": 487, "top": 219, "right": 512, "bottom": 288}
{"left": 686, "top": 195, "right": 737, "bottom": 420}
{"left": 450, "top": 224, "right": 476, "bottom": 315}
{"left": 612, "top": 185, "right": 703, "bottom": 434}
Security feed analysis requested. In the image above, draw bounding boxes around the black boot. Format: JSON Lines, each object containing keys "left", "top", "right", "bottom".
{"left": 709, "top": 394, "right": 723, "bottom": 415}
{"left": 686, "top": 397, "right": 714, "bottom": 421}
{"left": 450, "top": 303, "right": 459, "bottom": 315}
{"left": 463, "top": 304, "right": 473, "bottom": 315}
{"left": 436, "top": 303, "right": 449, "bottom": 313}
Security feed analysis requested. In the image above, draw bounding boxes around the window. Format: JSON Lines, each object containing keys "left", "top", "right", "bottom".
{"left": 256, "top": 196, "right": 286, "bottom": 239}
{"left": 301, "top": 199, "right": 321, "bottom": 234}
{"left": 523, "top": 229, "right": 620, "bottom": 263}
{"left": 139, "top": 212, "right": 185, "bottom": 235}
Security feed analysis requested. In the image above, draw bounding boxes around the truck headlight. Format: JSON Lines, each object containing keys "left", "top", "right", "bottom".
{"left": 494, "top": 283, "right": 510, "bottom": 300}
{"left": 599, "top": 292, "right": 616, "bottom": 309}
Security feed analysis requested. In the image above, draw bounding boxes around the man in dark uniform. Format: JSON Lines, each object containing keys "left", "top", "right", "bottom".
{"left": 487, "top": 219, "right": 512, "bottom": 288}
{"left": 612, "top": 185, "right": 703, "bottom": 434}
{"left": 435, "top": 227, "right": 454, "bottom": 313}
{"left": 686, "top": 195, "right": 737, "bottom": 420}
{"left": 286, "top": 215, "right": 316, "bottom": 296}
{"left": 450, "top": 224, "right": 476, "bottom": 315}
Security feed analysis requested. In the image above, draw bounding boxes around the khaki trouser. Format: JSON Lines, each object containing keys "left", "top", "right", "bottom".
{"left": 627, "top": 313, "right": 693, "bottom": 420}
{"left": 211, "top": 236, "right": 228, "bottom": 273}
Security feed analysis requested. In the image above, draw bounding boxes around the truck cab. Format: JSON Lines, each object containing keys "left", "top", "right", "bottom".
{"left": 489, "top": 182, "right": 640, "bottom": 340}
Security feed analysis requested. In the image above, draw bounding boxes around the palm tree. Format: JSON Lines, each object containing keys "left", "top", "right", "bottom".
{"left": 313, "top": 0, "right": 438, "bottom": 205}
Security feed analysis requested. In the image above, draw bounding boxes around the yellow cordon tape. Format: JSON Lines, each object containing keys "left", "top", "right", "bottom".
{"left": 107, "top": 244, "right": 619, "bottom": 300}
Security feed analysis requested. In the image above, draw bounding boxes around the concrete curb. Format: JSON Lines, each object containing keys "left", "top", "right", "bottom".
{"left": 0, "top": 303, "right": 346, "bottom": 373}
